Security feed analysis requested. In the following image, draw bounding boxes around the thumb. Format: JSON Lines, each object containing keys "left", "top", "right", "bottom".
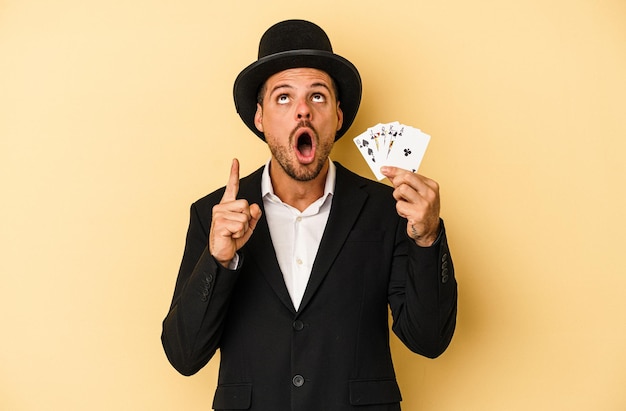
{"left": 248, "top": 203, "right": 262, "bottom": 231}
{"left": 237, "top": 203, "right": 262, "bottom": 246}
{"left": 380, "top": 165, "right": 398, "bottom": 179}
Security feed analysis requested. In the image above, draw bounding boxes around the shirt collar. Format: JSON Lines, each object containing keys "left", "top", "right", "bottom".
{"left": 261, "top": 159, "right": 336, "bottom": 203}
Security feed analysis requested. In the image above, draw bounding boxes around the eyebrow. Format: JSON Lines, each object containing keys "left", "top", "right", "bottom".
{"left": 269, "top": 83, "right": 294, "bottom": 96}
{"left": 310, "top": 82, "right": 332, "bottom": 93}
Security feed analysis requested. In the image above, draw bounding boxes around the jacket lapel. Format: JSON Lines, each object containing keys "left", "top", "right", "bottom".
{"left": 239, "top": 167, "right": 296, "bottom": 312}
{"left": 297, "top": 163, "right": 368, "bottom": 312}
{"left": 238, "top": 163, "right": 369, "bottom": 314}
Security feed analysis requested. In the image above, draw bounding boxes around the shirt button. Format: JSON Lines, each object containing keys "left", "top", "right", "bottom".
{"left": 292, "top": 374, "right": 305, "bottom": 387}
{"left": 296, "top": 216, "right": 302, "bottom": 222}
{"left": 296, "top": 258, "right": 303, "bottom": 265}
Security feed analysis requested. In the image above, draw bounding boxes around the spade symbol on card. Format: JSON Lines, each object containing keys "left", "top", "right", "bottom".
{"left": 356, "top": 138, "right": 376, "bottom": 163}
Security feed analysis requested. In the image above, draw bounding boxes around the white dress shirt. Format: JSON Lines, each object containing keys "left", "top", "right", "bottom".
{"left": 261, "top": 159, "right": 335, "bottom": 311}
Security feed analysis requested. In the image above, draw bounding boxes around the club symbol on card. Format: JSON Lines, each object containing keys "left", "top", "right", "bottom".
{"left": 403, "top": 148, "right": 411, "bottom": 156}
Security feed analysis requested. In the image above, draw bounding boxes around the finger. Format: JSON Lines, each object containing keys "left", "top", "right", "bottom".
{"left": 236, "top": 203, "right": 263, "bottom": 244}
{"left": 395, "top": 199, "right": 427, "bottom": 222}
{"left": 248, "top": 203, "right": 262, "bottom": 231}
{"left": 380, "top": 165, "right": 407, "bottom": 184}
{"left": 213, "top": 199, "right": 253, "bottom": 217}
{"left": 221, "top": 204, "right": 262, "bottom": 242}
{"left": 385, "top": 167, "right": 437, "bottom": 196}
{"left": 380, "top": 166, "right": 418, "bottom": 189}
{"left": 221, "top": 158, "right": 240, "bottom": 202}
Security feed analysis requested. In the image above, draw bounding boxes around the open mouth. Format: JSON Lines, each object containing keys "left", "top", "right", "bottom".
{"left": 297, "top": 132, "right": 313, "bottom": 156}
{"left": 294, "top": 129, "right": 316, "bottom": 163}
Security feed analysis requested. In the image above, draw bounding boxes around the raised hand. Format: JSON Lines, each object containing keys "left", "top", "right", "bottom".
{"left": 209, "top": 159, "right": 262, "bottom": 267}
{"left": 380, "top": 166, "right": 441, "bottom": 247}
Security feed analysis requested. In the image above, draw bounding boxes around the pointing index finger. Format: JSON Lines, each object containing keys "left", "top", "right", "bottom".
{"left": 221, "top": 158, "right": 240, "bottom": 202}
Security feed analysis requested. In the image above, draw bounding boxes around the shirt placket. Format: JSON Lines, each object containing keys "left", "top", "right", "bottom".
{"left": 292, "top": 214, "right": 308, "bottom": 310}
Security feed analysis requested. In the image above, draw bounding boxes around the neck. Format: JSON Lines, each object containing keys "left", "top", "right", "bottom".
{"left": 269, "top": 159, "right": 329, "bottom": 212}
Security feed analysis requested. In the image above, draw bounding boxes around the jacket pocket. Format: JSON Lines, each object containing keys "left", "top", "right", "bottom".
{"left": 349, "top": 379, "right": 402, "bottom": 406}
{"left": 212, "top": 383, "right": 252, "bottom": 410}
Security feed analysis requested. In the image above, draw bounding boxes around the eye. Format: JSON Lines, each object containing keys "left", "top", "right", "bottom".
{"left": 277, "top": 94, "right": 290, "bottom": 104}
{"left": 311, "top": 93, "right": 326, "bottom": 103}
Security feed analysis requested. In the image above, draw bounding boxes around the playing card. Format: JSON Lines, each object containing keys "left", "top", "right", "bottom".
{"left": 366, "top": 123, "right": 385, "bottom": 156}
{"left": 353, "top": 130, "right": 385, "bottom": 180}
{"left": 353, "top": 121, "right": 430, "bottom": 180}
{"left": 383, "top": 126, "right": 430, "bottom": 173}
{"left": 382, "top": 121, "right": 402, "bottom": 160}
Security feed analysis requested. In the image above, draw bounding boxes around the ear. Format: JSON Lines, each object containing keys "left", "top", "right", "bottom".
{"left": 335, "top": 101, "right": 344, "bottom": 132}
{"left": 254, "top": 103, "right": 264, "bottom": 132}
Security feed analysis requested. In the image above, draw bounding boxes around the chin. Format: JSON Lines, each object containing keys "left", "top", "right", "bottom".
{"left": 287, "top": 159, "right": 325, "bottom": 182}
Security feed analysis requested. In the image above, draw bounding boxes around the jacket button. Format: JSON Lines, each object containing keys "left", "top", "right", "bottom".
{"left": 293, "top": 320, "right": 304, "bottom": 331}
{"left": 292, "top": 374, "right": 305, "bottom": 387}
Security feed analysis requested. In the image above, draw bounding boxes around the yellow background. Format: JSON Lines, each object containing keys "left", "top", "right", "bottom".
{"left": 1, "top": 0, "right": 625, "bottom": 410}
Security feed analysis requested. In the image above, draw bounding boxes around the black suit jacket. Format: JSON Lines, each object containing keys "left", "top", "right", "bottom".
{"left": 162, "top": 162, "right": 457, "bottom": 410}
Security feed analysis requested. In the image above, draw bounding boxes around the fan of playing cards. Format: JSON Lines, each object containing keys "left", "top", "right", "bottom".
{"left": 353, "top": 121, "right": 430, "bottom": 180}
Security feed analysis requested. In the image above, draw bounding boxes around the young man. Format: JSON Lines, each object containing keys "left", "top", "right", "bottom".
{"left": 162, "top": 19, "right": 457, "bottom": 411}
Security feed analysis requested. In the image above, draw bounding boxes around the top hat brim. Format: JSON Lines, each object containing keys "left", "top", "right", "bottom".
{"left": 233, "top": 49, "right": 362, "bottom": 141}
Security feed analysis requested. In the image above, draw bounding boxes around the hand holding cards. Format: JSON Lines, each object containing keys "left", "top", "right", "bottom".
{"left": 353, "top": 122, "right": 430, "bottom": 180}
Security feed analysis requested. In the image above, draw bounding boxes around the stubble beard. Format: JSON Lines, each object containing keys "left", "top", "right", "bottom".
{"left": 268, "top": 122, "right": 334, "bottom": 182}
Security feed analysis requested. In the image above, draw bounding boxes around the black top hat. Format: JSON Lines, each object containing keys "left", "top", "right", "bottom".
{"left": 233, "top": 19, "right": 362, "bottom": 141}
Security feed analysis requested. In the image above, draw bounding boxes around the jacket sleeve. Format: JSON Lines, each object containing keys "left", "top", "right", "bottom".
{"left": 388, "top": 218, "right": 457, "bottom": 358}
{"left": 161, "top": 201, "right": 240, "bottom": 376}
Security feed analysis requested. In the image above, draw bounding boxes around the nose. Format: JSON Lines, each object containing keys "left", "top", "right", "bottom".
{"left": 295, "top": 98, "right": 312, "bottom": 120}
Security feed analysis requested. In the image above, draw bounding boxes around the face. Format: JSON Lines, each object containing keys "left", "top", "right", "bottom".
{"left": 254, "top": 68, "right": 343, "bottom": 182}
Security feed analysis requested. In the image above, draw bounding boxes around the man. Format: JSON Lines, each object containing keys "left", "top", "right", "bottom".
{"left": 162, "top": 19, "right": 457, "bottom": 411}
